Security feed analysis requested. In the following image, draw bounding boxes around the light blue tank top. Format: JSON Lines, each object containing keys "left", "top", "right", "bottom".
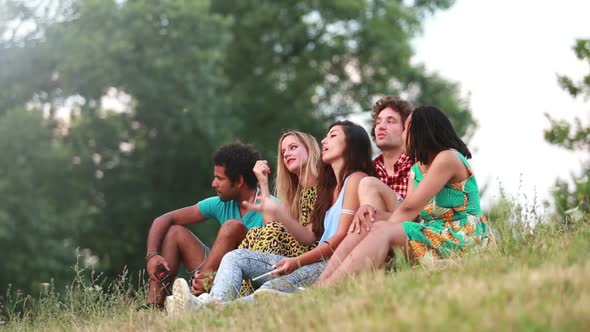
{"left": 319, "top": 176, "right": 351, "bottom": 243}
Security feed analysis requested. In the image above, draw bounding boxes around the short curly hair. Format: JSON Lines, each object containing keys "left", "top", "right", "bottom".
{"left": 371, "top": 96, "right": 414, "bottom": 140}
{"left": 213, "top": 142, "right": 261, "bottom": 188}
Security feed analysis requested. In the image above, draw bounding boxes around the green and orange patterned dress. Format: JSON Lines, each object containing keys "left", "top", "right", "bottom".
{"left": 403, "top": 152, "right": 494, "bottom": 260}
{"left": 237, "top": 186, "right": 317, "bottom": 295}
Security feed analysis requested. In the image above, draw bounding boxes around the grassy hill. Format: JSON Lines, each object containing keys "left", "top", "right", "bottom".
{"left": 3, "top": 213, "right": 590, "bottom": 331}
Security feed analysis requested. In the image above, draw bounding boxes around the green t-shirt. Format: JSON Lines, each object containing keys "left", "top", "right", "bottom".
{"left": 197, "top": 197, "right": 264, "bottom": 229}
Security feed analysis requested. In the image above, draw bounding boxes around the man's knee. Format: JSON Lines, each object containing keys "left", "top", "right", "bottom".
{"left": 218, "top": 219, "right": 248, "bottom": 239}
{"left": 163, "top": 224, "right": 190, "bottom": 243}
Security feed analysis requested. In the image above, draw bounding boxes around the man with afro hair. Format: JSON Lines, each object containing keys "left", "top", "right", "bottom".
{"left": 144, "top": 142, "right": 265, "bottom": 309}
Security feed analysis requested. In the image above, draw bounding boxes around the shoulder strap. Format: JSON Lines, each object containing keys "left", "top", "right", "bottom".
{"left": 411, "top": 164, "right": 423, "bottom": 181}
{"left": 455, "top": 151, "right": 473, "bottom": 176}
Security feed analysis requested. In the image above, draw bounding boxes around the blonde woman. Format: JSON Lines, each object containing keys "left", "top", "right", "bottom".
{"left": 237, "top": 131, "right": 320, "bottom": 295}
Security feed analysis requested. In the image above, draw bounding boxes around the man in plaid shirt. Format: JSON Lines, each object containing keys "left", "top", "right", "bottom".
{"left": 349, "top": 96, "right": 414, "bottom": 233}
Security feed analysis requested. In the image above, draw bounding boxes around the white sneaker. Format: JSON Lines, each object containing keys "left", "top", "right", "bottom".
{"left": 164, "top": 295, "right": 174, "bottom": 315}
{"left": 169, "top": 278, "right": 217, "bottom": 316}
{"left": 169, "top": 278, "right": 193, "bottom": 316}
{"left": 194, "top": 292, "right": 216, "bottom": 306}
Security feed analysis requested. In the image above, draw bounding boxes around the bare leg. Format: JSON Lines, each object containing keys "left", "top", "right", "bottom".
{"left": 317, "top": 229, "right": 369, "bottom": 285}
{"left": 358, "top": 177, "right": 400, "bottom": 213}
{"left": 318, "top": 177, "right": 401, "bottom": 284}
{"left": 320, "top": 221, "right": 409, "bottom": 287}
{"left": 192, "top": 219, "right": 247, "bottom": 294}
{"left": 147, "top": 225, "right": 208, "bottom": 304}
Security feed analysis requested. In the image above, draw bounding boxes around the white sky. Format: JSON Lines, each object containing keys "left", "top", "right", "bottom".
{"left": 411, "top": 0, "right": 590, "bottom": 211}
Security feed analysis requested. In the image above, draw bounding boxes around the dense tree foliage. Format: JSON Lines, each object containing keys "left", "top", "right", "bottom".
{"left": 0, "top": 110, "right": 89, "bottom": 292}
{"left": 211, "top": 0, "right": 474, "bottom": 155}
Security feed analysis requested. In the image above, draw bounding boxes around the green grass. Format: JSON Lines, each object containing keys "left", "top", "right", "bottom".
{"left": 2, "top": 213, "right": 590, "bottom": 331}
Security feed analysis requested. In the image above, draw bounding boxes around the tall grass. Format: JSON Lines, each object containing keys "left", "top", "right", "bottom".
{"left": 0, "top": 255, "right": 147, "bottom": 331}
{"left": 2, "top": 200, "right": 589, "bottom": 331}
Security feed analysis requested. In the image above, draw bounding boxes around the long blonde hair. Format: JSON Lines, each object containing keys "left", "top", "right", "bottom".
{"left": 274, "top": 131, "right": 320, "bottom": 222}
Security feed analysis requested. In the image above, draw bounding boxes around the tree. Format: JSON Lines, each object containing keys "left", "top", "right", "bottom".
{"left": 544, "top": 39, "right": 590, "bottom": 218}
{"left": 51, "top": 0, "right": 234, "bottom": 278}
{"left": 0, "top": 109, "right": 92, "bottom": 291}
{"left": 0, "top": 0, "right": 234, "bottom": 281}
{"left": 211, "top": 0, "right": 475, "bottom": 157}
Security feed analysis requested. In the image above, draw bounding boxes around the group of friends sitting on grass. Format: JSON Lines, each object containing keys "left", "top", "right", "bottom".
{"left": 143, "top": 96, "right": 495, "bottom": 315}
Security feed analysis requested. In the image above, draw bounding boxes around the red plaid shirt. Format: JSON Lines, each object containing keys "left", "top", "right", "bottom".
{"left": 373, "top": 152, "right": 413, "bottom": 198}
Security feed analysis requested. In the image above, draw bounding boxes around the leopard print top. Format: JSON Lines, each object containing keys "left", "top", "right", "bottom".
{"left": 237, "top": 186, "right": 317, "bottom": 296}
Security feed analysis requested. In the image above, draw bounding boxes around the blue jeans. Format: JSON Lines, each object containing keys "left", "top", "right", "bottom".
{"left": 209, "top": 248, "right": 327, "bottom": 302}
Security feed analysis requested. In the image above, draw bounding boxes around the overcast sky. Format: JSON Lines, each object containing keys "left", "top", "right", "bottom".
{"left": 408, "top": 0, "right": 589, "bottom": 213}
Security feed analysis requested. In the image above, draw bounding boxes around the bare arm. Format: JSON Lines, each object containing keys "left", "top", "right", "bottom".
{"left": 387, "top": 150, "right": 465, "bottom": 224}
{"left": 253, "top": 160, "right": 271, "bottom": 198}
{"left": 145, "top": 204, "right": 208, "bottom": 279}
{"left": 146, "top": 205, "right": 207, "bottom": 254}
{"left": 403, "top": 176, "right": 421, "bottom": 222}
{"left": 252, "top": 160, "right": 273, "bottom": 223}
{"left": 273, "top": 204, "right": 317, "bottom": 245}
{"left": 243, "top": 197, "right": 317, "bottom": 245}
{"left": 296, "top": 172, "right": 367, "bottom": 266}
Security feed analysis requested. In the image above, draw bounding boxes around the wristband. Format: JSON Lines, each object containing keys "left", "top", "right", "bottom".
{"left": 322, "top": 240, "right": 335, "bottom": 252}
{"left": 341, "top": 208, "right": 356, "bottom": 216}
{"left": 145, "top": 250, "right": 159, "bottom": 262}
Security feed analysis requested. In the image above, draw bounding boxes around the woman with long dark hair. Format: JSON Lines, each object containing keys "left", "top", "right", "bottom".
{"left": 317, "top": 106, "right": 494, "bottom": 285}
